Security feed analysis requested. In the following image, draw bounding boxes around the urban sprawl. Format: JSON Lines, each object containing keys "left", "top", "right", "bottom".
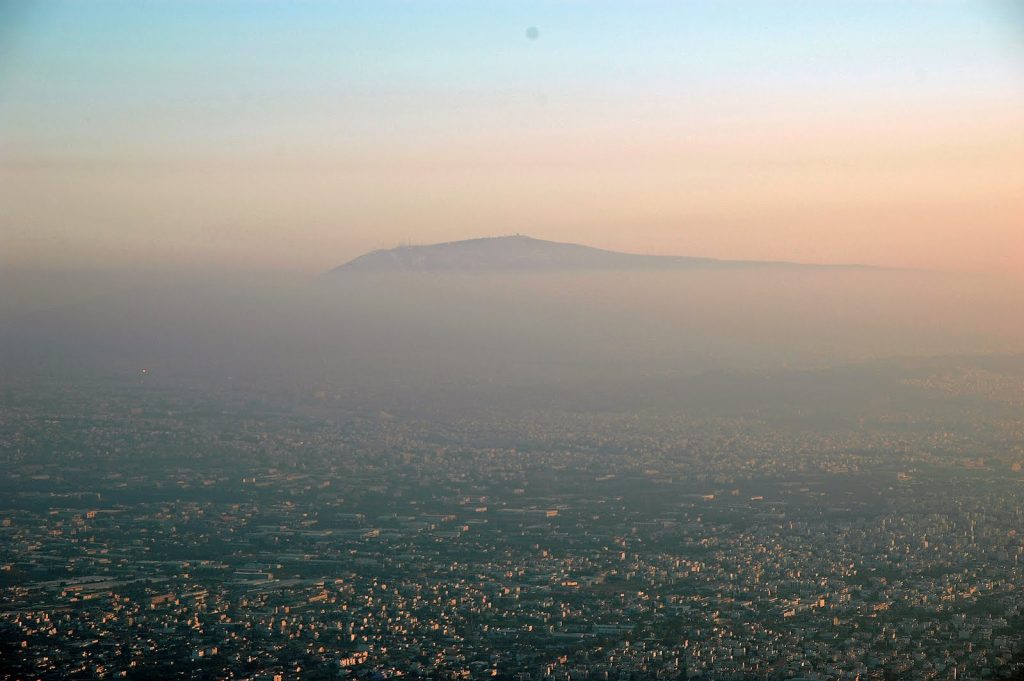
{"left": 2, "top": 377, "right": 1023, "bottom": 680}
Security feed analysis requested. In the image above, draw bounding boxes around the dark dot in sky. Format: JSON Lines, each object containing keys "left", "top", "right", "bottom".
{"left": 526, "top": 26, "right": 539, "bottom": 41}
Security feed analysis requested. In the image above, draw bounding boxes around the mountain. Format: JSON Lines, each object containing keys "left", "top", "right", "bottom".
{"left": 328, "top": 235, "right": 869, "bottom": 274}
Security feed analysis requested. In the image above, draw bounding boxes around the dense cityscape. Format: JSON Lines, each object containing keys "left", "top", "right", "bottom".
{"left": 2, "top": 366, "right": 1023, "bottom": 681}
{"left": 5, "top": 1, "right": 1024, "bottom": 680}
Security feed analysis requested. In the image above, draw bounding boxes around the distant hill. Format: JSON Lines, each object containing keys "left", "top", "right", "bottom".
{"left": 328, "top": 235, "right": 871, "bottom": 274}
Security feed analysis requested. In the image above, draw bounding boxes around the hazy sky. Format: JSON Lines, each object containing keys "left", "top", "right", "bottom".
{"left": 1, "top": 1, "right": 1022, "bottom": 273}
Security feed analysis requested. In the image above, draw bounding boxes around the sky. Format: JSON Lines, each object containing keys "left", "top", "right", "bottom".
{"left": 1, "top": 0, "right": 1022, "bottom": 274}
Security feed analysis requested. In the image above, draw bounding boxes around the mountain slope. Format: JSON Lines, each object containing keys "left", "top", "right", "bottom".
{"left": 328, "top": 235, "right": 867, "bottom": 274}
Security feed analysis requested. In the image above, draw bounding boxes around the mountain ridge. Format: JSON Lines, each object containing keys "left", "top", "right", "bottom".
{"left": 328, "top": 235, "right": 878, "bottom": 274}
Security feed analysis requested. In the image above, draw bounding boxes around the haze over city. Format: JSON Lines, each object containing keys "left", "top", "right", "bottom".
{"left": 2, "top": 3, "right": 1024, "bottom": 681}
